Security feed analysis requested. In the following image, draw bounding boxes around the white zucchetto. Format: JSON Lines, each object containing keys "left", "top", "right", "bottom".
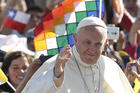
{"left": 77, "top": 17, "right": 107, "bottom": 32}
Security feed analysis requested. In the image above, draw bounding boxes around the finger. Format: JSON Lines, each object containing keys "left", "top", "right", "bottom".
{"left": 125, "top": 62, "right": 134, "bottom": 76}
{"left": 131, "top": 71, "right": 139, "bottom": 79}
{"left": 55, "top": 45, "right": 71, "bottom": 66}
{"left": 59, "top": 45, "right": 71, "bottom": 58}
{"left": 126, "top": 62, "right": 133, "bottom": 71}
{"left": 30, "top": 59, "right": 41, "bottom": 69}
{"left": 137, "top": 58, "right": 140, "bottom": 66}
{"left": 35, "top": 59, "right": 41, "bottom": 63}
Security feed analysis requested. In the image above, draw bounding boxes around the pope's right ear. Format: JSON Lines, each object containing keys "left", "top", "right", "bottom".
{"left": 73, "top": 34, "right": 77, "bottom": 43}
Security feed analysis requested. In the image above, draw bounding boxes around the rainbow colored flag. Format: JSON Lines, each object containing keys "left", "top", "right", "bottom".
{"left": 34, "top": 0, "right": 105, "bottom": 57}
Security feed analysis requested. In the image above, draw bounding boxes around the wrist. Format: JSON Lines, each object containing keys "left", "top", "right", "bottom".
{"left": 53, "top": 72, "right": 64, "bottom": 88}
{"left": 53, "top": 67, "right": 64, "bottom": 87}
{"left": 53, "top": 67, "right": 64, "bottom": 78}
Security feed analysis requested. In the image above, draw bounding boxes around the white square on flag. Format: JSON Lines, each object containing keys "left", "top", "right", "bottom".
{"left": 55, "top": 24, "right": 67, "bottom": 37}
{"left": 14, "top": 11, "right": 31, "bottom": 24}
{"left": 64, "top": 12, "right": 76, "bottom": 23}
{"left": 74, "top": 1, "right": 86, "bottom": 12}
{"left": 46, "top": 37, "right": 58, "bottom": 49}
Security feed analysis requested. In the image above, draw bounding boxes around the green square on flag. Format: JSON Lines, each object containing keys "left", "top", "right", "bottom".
{"left": 47, "top": 49, "right": 59, "bottom": 55}
{"left": 66, "top": 23, "right": 77, "bottom": 35}
{"left": 86, "top": 1, "right": 97, "bottom": 11}
{"left": 57, "top": 36, "right": 68, "bottom": 47}
{"left": 76, "top": 11, "right": 87, "bottom": 22}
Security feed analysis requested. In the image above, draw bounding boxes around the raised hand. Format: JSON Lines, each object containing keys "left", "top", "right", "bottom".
{"left": 54, "top": 45, "right": 71, "bottom": 78}
{"left": 125, "top": 59, "right": 140, "bottom": 86}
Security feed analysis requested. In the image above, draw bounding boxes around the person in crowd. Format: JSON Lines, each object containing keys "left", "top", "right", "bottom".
{"left": 125, "top": 17, "right": 140, "bottom": 59}
{"left": 0, "top": 0, "right": 27, "bottom": 35}
{"left": 0, "top": 51, "right": 32, "bottom": 93}
{"left": 21, "top": 17, "right": 134, "bottom": 93}
{"left": 24, "top": 5, "right": 43, "bottom": 34}
{"left": 0, "top": 50, "right": 7, "bottom": 67}
{"left": 15, "top": 55, "right": 53, "bottom": 93}
{"left": 124, "top": 0, "right": 140, "bottom": 59}
{"left": 124, "top": 58, "right": 140, "bottom": 93}
{"left": 25, "top": 28, "right": 35, "bottom": 52}
{"left": 124, "top": 0, "right": 140, "bottom": 18}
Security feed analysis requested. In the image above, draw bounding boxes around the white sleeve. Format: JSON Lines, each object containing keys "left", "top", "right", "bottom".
{"left": 25, "top": 68, "right": 68, "bottom": 93}
{"left": 118, "top": 66, "right": 134, "bottom": 93}
{"left": 26, "top": 68, "right": 57, "bottom": 93}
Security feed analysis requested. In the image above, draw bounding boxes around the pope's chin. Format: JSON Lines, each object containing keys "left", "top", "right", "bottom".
{"left": 82, "top": 54, "right": 99, "bottom": 65}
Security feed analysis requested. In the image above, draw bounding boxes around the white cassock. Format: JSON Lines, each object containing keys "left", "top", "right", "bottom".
{"left": 22, "top": 46, "right": 134, "bottom": 93}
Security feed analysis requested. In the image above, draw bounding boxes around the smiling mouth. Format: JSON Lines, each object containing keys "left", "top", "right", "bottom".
{"left": 87, "top": 53, "right": 96, "bottom": 56}
{"left": 17, "top": 76, "right": 23, "bottom": 80}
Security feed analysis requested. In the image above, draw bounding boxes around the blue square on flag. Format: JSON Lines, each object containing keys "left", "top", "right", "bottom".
{"left": 87, "top": 11, "right": 97, "bottom": 17}
{"left": 67, "top": 35, "right": 75, "bottom": 47}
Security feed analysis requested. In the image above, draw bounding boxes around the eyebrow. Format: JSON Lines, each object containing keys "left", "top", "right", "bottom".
{"left": 10, "top": 64, "right": 19, "bottom": 66}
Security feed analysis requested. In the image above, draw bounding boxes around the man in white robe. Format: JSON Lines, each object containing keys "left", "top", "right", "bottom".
{"left": 21, "top": 17, "right": 134, "bottom": 93}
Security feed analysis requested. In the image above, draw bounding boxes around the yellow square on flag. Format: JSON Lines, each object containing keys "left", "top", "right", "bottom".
{"left": 34, "top": 39, "right": 47, "bottom": 51}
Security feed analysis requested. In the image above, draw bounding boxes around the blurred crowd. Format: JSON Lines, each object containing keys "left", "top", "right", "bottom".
{"left": 0, "top": 0, "right": 140, "bottom": 93}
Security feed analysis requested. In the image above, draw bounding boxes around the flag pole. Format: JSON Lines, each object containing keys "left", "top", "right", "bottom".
{"left": 7, "top": 81, "right": 16, "bottom": 92}
{"left": 99, "top": 0, "right": 102, "bottom": 19}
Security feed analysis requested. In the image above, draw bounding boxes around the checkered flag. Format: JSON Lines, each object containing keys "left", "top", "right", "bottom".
{"left": 34, "top": 0, "right": 105, "bottom": 58}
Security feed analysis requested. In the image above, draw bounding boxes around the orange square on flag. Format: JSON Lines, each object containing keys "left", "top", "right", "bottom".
{"left": 43, "top": 19, "right": 54, "bottom": 30}
{"left": 62, "top": 0, "right": 75, "bottom": 14}
{"left": 54, "top": 16, "right": 65, "bottom": 25}
{"left": 34, "top": 32, "right": 45, "bottom": 41}
{"left": 45, "top": 27, "right": 56, "bottom": 38}
{"left": 34, "top": 39, "right": 47, "bottom": 51}
{"left": 52, "top": 6, "right": 64, "bottom": 19}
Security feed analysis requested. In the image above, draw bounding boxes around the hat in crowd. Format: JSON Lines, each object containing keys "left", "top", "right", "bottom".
{"left": 118, "top": 50, "right": 132, "bottom": 68}
{"left": 25, "top": 28, "right": 35, "bottom": 38}
{"left": 77, "top": 16, "right": 107, "bottom": 31}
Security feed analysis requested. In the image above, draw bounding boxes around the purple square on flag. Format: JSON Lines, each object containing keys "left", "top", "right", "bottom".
{"left": 7, "top": 8, "right": 17, "bottom": 19}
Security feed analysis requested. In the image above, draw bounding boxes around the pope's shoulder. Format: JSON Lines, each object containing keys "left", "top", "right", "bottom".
{"left": 100, "top": 55, "right": 120, "bottom": 68}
